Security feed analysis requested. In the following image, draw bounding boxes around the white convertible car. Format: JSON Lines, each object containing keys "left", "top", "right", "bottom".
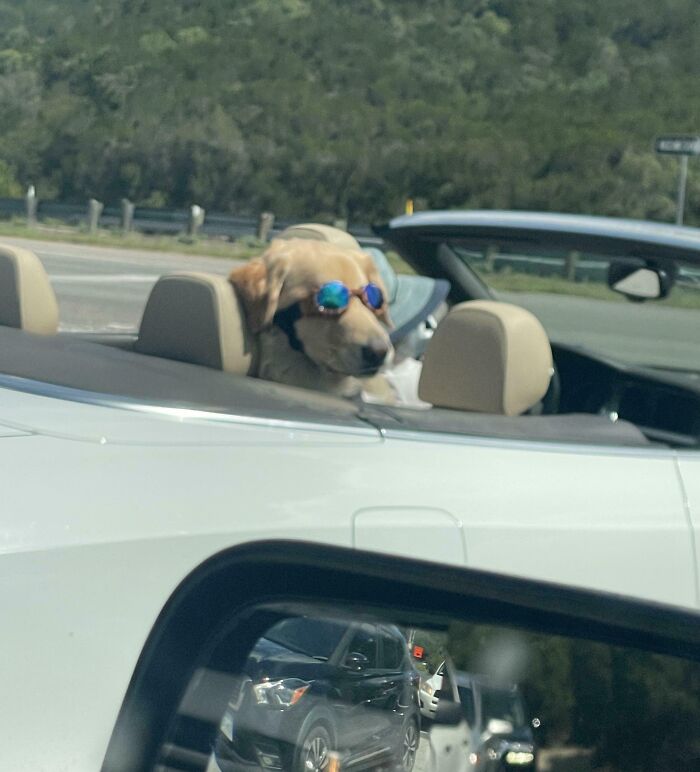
{"left": 0, "top": 212, "right": 699, "bottom": 769}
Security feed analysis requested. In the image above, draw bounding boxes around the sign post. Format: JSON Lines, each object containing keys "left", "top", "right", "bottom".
{"left": 654, "top": 135, "right": 700, "bottom": 225}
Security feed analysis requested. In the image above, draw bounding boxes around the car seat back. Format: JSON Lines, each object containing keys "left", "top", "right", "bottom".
{"left": 419, "top": 300, "right": 553, "bottom": 416}
{"left": 277, "top": 223, "right": 362, "bottom": 250}
{"left": 0, "top": 243, "right": 59, "bottom": 334}
{"left": 135, "top": 271, "right": 256, "bottom": 374}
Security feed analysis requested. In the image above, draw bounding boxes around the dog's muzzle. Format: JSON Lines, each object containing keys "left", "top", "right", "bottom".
{"left": 361, "top": 339, "right": 391, "bottom": 371}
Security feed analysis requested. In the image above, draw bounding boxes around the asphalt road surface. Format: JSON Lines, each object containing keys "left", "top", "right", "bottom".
{"left": 1, "top": 236, "right": 241, "bottom": 333}
{"left": 498, "top": 290, "right": 700, "bottom": 371}
{"left": 2, "top": 236, "right": 699, "bottom": 372}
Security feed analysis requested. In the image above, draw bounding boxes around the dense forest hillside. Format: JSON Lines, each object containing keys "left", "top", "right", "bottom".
{"left": 1, "top": 0, "right": 699, "bottom": 223}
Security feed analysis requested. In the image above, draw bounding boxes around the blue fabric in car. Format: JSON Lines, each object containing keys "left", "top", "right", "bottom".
{"left": 364, "top": 247, "right": 450, "bottom": 344}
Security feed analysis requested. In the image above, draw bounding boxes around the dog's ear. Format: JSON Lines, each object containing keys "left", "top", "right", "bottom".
{"left": 357, "top": 251, "right": 393, "bottom": 328}
{"left": 229, "top": 249, "right": 290, "bottom": 333}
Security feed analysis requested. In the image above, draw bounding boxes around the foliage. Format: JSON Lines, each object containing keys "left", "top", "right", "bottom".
{"left": 0, "top": 159, "right": 21, "bottom": 196}
{"left": 447, "top": 622, "right": 700, "bottom": 770}
{"left": 0, "top": 0, "right": 699, "bottom": 224}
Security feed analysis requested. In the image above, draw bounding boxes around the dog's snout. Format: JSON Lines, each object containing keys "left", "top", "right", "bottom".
{"left": 361, "top": 340, "right": 390, "bottom": 369}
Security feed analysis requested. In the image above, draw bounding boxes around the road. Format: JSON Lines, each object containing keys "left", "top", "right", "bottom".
{"left": 1, "top": 236, "right": 241, "bottom": 333}
{"left": 2, "top": 236, "right": 698, "bottom": 372}
{"left": 498, "top": 290, "right": 700, "bottom": 371}
{"left": 206, "top": 731, "right": 432, "bottom": 772}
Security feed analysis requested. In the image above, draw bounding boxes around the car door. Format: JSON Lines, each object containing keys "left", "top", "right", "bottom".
{"left": 361, "top": 436, "right": 697, "bottom": 609}
{"left": 332, "top": 623, "right": 389, "bottom": 755}
{"left": 376, "top": 626, "right": 413, "bottom": 739}
{"left": 677, "top": 454, "right": 700, "bottom": 609}
{"left": 428, "top": 662, "right": 473, "bottom": 772}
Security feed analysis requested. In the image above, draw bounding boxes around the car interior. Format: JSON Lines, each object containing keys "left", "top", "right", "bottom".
{"left": 0, "top": 241, "right": 681, "bottom": 449}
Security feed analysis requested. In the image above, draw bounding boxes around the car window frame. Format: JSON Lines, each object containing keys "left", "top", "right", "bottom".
{"left": 377, "top": 625, "right": 408, "bottom": 673}
{"left": 102, "top": 540, "right": 700, "bottom": 772}
{"left": 342, "top": 621, "right": 382, "bottom": 671}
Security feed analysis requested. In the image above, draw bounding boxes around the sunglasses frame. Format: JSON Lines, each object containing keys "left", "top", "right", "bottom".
{"left": 314, "top": 281, "right": 385, "bottom": 317}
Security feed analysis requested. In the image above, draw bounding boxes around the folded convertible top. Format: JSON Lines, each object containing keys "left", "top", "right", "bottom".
{"left": 0, "top": 327, "right": 363, "bottom": 427}
{"left": 0, "top": 327, "right": 652, "bottom": 446}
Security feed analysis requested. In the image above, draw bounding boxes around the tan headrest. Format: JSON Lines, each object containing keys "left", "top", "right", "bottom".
{"left": 277, "top": 223, "right": 361, "bottom": 250}
{"left": 418, "top": 300, "right": 553, "bottom": 416}
{"left": 0, "top": 244, "right": 58, "bottom": 334}
{"left": 135, "top": 272, "right": 256, "bottom": 374}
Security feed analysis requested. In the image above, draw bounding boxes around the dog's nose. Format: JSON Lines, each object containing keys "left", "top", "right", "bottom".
{"left": 361, "top": 340, "right": 390, "bottom": 369}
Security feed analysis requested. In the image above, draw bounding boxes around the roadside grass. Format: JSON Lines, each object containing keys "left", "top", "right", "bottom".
{"left": 487, "top": 269, "right": 700, "bottom": 310}
{"left": 0, "top": 217, "right": 417, "bottom": 273}
{"left": 0, "top": 220, "right": 266, "bottom": 261}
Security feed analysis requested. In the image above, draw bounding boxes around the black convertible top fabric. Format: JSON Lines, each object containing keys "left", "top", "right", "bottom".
{"left": 0, "top": 327, "right": 650, "bottom": 446}
{"left": 0, "top": 327, "right": 362, "bottom": 426}
{"left": 361, "top": 405, "right": 651, "bottom": 447}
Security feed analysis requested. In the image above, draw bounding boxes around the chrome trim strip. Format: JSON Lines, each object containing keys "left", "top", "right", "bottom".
{"left": 0, "top": 374, "right": 379, "bottom": 438}
{"left": 381, "top": 427, "right": 678, "bottom": 459}
{"left": 0, "top": 373, "right": 689, "bottom": 455}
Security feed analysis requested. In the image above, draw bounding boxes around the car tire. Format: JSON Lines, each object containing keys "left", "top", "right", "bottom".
{"left": 393, "top": 718, "right": 419, "bottom": 772}
{"left": 296, "top": 724, "right": 333, "bottom": 772}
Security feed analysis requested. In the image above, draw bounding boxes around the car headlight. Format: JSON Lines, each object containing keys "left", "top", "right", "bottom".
{"left": 505, "top": 750, "right": 535, "bottom": 765}
{"left": 422, "top": 683, "right": 434, "bottom": 696}
{"left": 253, "top": 678, "right": 311, "bottom": 707}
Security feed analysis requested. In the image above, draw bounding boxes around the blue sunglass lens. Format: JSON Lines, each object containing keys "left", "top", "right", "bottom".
{"left": 363, "top": 283, "right": 384, "bottom": 310}
{"left": 316, "top": 281, "right": 350, "bottom": 311}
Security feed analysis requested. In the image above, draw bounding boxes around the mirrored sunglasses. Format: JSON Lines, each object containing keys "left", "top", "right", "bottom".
{"left": 314, "top": 281, "right": 385, "bottom": 316}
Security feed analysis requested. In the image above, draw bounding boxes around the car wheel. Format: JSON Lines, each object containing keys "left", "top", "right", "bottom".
{"left": 297, "top": 725, "right": 333, "bottom": 772}
{"left": 394, "top": 718, "right": 419, "bottom": 772}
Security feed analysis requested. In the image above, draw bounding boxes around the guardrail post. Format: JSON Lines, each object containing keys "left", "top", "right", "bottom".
{"left": 88, "top": 198, "right": 104, "bottom": 234}
{"left": 484, "top": 244, "right": 499, "bottom": 273}
{"left": 188, "top": 204, "right": 205, "bottom": 237}
{"left": 258, "top": 211, "right": 275, "bottom": 242}
{"left": 26, "top": 186, "right": 37, "bottom": 227}
{"left": 121, "top": 198, "right": 135, "bottom": 233}
{"left": 564, "top": 250, "right": 579, "bottom": 282}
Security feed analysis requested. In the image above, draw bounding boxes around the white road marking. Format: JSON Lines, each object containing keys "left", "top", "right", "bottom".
{"left": 49, "top": 273, "right": 160, "bottom": 283}
{"left": 58, "top": 322, "right": 138, "bottom": 332}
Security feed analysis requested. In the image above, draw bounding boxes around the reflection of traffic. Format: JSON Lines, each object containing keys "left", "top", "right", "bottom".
{"left": 420, "top": 662, "right": 536, "bottom": 771}
{"left": 213, "top": 615, "right": 421, "bottom": 772}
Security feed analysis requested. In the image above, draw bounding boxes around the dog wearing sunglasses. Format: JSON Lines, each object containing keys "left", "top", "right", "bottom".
{"left": 229, "top": 238, "right": 395, "bottom": 398}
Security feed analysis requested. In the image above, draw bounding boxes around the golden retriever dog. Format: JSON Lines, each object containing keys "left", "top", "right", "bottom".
{"left": 229, "top": 238, "right": 395, "bottom": 398}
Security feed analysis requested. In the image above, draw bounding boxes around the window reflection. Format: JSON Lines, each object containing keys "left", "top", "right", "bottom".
{"left": 156, "top": 606, "right": 700, "bottom": 772}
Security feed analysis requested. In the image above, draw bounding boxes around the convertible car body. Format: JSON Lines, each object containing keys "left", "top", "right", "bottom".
{"left": 1, "top": 212, "right": 699, "bottom": 767}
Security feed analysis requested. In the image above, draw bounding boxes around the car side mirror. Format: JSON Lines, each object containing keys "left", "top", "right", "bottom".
{"left": 343, "top": 651, "right": 369, "bottom": 671}
{"left": 433, "top": 699, "right": 463, "bottom": 727}
{"left": 485, "top": 718, "right": 514, "bottom": 736}
{"left": 607, "top": 260, "right": 674, "bottom": 301}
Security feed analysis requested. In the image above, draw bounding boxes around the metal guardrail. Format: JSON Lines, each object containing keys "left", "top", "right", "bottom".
{"left": 0, "top": 197, "right": 382, "bottom": 245}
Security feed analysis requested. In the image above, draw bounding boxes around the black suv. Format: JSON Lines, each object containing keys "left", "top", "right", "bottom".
{"left": 213, "top": 615, "right": 420, "bottom": 772}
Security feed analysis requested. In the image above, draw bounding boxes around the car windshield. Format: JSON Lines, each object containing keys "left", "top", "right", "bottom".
{"left": 446, "top": 242, "right": 700, "bottom": 373}
{"left": 263, "top": 616, "right": 348, "bottom": 661}
{"left": 481, "top": 685, "right": 526, "bottom": 728}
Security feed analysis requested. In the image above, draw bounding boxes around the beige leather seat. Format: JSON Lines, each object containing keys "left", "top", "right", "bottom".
{"left": 418, "top": 300, "right": 553, "bottom": 416}
{"left": 0, "top": 244, "right": 59, "bottom": 334}
{"left": 135, "top": 272, "right": 256, "bottom": 374}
